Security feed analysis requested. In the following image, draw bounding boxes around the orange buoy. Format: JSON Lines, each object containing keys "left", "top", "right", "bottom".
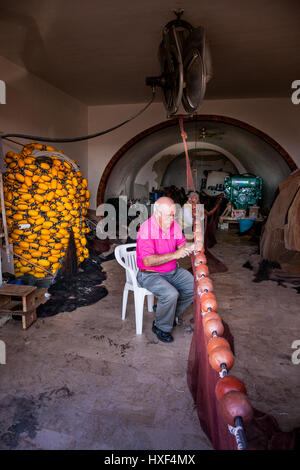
{"left": 207, "top": 337, "right": 230, "bottom": 356}
{"left": 200, "top": 291, "right": 215, "bottom": 302}
{"left": 203, "top": 318, "right": 224, "bottom": 338}
{"left": 197, "top": 277, "right": 213, "bottom": 294}
{"left": 194, "top": 242, "right": 204, "bottom": 253}
{"left": 201, "top": 294, "right": 218, "bottom": 312}
{"left": 202, "top": 312, "right": 221, "bottom": 324}
{"left": 195, "top": 253, "right": 207, "bottom": 266}
{"left": 215, "top": 376, "right": 247, "bottom": 401}
{"left": 196, "top": 264, "right": 209, "bottom": 279}
{"left": 194, "top": 232, "right": 203, "bottom": 242}
{"left": 209, "top": 346, "right": 234, "bottom": 372}
{"left": 219, "top": 391, "right": 253, "bottom": 427}
{"left": 193, "top": 221, "right": 202, "bottom": 232}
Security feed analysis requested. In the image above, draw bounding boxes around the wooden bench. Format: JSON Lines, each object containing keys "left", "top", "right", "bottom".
{"left": 0, "top": 284, "right": 47, "bottom": 330}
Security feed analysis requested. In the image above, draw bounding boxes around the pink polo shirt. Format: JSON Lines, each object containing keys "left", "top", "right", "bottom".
{"left": 136, "top": 214, "right": 186, "bottom": 273}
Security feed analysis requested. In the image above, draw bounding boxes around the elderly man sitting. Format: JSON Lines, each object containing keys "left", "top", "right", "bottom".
{"left": 136, "top": 197, "right": 194, "bottom": 343}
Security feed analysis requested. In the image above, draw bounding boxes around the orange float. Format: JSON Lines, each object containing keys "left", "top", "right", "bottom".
{"left": 209, "top": 346, "right": 234, "bottom": 373}
{"left": 219, "top": 391, "right": 253, "bottom": 427}
{"left": 196, "top": 264, "right": 209, "bottom": 279}
{"left": 194, "top": 242, "right": 204, "bottom": 253}
{"left": 197, "top": 277, "right": 213, "bottom": 294}
{"left": 194, "top": 253, "right": 207, "bottom": 266}
{"left": 200, "top": 291, "right": 215, "bottom": 302}
{"left": 207, "top": 337, "right": 230, "bottom": 356}
{"left": 202, "top": 311, "right": 221, "bottom": 324}
{"left": 201, "top": 294, "right": 218, "bottom": 313}
{"left": 215, "top": 376, "right": 247, "bottom": 401}
{"left": 194, "top": 232, "right": 203, "bottom": 242}
{"left": 203, "top": 318, "right": 224, "bottom": 338}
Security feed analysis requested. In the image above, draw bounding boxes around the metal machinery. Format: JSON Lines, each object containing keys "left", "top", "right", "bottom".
{"left": 224, "top": 174, "right": 263, "bottom": 209}
{"left": 146, "top": 9, "right": 213, "bottom": 116}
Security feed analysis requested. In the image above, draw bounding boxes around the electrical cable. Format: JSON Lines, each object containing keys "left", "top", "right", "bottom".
{"left": 1, "top": 89, "right": 156, "bottom": 144}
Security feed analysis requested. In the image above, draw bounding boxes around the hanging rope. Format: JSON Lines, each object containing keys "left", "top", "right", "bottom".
{"left": 1, "top": 89, "right": 156, "bottom": 144}
{"left": 178, "top": 116, "right": 195, "bottom": 191}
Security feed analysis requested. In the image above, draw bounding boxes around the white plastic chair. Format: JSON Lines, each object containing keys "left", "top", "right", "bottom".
{"left": 114, "top": 243, "right": 154, "bottom": 334}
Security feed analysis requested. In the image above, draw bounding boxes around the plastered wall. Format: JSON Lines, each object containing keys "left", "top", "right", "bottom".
{"left": 0, "top": 55, "right": 88, "bottom": 176}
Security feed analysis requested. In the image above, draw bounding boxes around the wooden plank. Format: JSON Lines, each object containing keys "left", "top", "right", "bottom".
{"left": 0, "top": 286, "right": 46, "bottom": 330}
{"left": 1, "top": 299, "right": 22, "bottom": 310}
{"left": 23, "top": 288, "right": 47, "bottom": 312}
{"left": 22, "top": 310, "right": 37, "bottom": 330}
{"left": 0, "top": 284, "right": 37, "bottom": 297}
{"left": 0, "top": 309, "right": 24, "bottom": 315}
{"left": 0, "top": 295, "right": 11, "bottom": 309}
{"left": 0, "top": 304, "right": 37, "bottom": 315}
{"left": 0, "top": 304, "right": 45, "bottom": 315}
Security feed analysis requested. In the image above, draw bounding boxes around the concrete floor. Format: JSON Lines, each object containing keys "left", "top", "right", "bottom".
{"left": 0, "top": 255, "right": 212, "bottom": 450}
{"left": 211, "top": 230, "right": 300, "bottom": 433}
{"left": 0, "top": 229, "right": 299, "bottom": 450}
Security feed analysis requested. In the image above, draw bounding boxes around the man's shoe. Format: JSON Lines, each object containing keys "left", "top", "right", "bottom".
{"left": 152, "top": 322, "right": 174, "bottom": 343}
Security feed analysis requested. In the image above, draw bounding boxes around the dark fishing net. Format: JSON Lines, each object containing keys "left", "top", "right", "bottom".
{"left": 243, "top": 256, "right": 300, "bottom": 293}
{"left": 37, "top": 254, "right": 108, "bottom": 317}
{"left": 59, "top": 227, "right": 78, "bottom": 278}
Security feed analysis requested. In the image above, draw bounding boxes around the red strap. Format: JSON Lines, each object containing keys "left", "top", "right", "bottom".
{"left": 179, "top": 117, "right": 195, "bottom": 191}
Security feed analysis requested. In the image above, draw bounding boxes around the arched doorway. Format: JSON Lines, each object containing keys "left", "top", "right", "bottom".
{"left": 97, "top": 115, "right": 297, "bottom": 209}
{"left": 160, "top": 149, "right": 239, "bottom": 190}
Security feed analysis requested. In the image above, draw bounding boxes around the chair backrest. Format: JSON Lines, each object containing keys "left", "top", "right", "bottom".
{"left": 114, "top": 243, "right": 138, "bottom": 285}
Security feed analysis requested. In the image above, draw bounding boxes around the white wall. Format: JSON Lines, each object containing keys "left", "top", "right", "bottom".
{"left": 0, "top": 55, "right": 88, "bottom": 176}
{"left": 135, "top": 144, "right": 246, "bottom": 191}
{"left": 88, "top": 97, "right": 300, "bottom": 210}
{"left": 88, "top": 102, "right": 166, "bottom": 208}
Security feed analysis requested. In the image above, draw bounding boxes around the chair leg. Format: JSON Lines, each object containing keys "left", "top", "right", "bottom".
{"left": 134, "top": 292, "right": 145, "bottom": 335}
{"left": 147, "top": 294, "right": 154, "bottom": 312}
{"left": 122, "top": 287, "right": 129, "bottom": 320}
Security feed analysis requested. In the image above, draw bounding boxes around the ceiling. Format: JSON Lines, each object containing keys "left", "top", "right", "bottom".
{"left": 1, "top": 0, "right": 300, "bottom": 105}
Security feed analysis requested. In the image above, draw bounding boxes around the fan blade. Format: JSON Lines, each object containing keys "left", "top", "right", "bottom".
{"left": 159, "top": 36, "right": 183, "bottom": 115}
{"left": 182, "top": 47, "right": 206, "bottom": 113}
{"left": 170, "top": 26, "right": 184, "bottom": 114}
{"left": 184, "top": 26, "right": 206, "bottom": 62}
{"left": 181, "top": 26, "right": 208, "bottom": 113}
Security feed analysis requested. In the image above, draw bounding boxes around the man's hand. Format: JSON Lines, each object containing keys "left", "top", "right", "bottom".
{"left": 143, "top": 243, "right": 194, "bottom": 267}
{"left": 175, "top": 243, "right": 194, "bottom": 259}
{"left": 185, "top": 242, "right": 195, "bottom": 251}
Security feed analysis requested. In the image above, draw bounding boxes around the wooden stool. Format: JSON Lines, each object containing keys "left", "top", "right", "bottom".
{"left": 0, "top": 284, "right": 46, "bottom": 330}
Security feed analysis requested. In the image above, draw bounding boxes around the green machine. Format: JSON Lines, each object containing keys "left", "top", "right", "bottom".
{"left": 224, "top": 174, "right": 263, "bottom": 209}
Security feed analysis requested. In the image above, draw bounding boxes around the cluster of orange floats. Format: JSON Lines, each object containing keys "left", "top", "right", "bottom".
{"left": 191, "top": 200, "right": 253, "bottom": 450}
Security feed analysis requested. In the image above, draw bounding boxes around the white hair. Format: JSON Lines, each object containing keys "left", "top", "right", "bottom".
{"left": 154, "top": 201, "right": 163, "bottom": 214}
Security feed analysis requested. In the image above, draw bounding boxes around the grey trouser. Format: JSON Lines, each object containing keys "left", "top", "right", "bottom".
{"left": 136, "top": 267, "right": 194, "bottom": 333}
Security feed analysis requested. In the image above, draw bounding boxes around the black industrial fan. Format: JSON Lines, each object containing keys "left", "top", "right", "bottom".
{"left": 146, "top": 10, "right": 212, "bottom": 116}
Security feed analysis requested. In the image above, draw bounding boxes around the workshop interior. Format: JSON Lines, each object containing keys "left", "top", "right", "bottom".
{"left": 0, "top": 1, "right": 299, "bottom": 452}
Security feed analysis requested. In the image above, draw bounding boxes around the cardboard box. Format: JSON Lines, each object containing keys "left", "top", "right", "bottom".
{"left": 249, "top": 206, "right": 259, "bottom": 219}
{"left": 231, "top": 209, "right": 246, "bottom": 219}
